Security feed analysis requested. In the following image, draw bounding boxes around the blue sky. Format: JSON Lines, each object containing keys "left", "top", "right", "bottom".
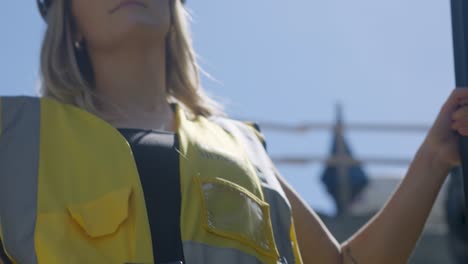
{"left": 0, "top": 1, "right": 456, "bottom": 214}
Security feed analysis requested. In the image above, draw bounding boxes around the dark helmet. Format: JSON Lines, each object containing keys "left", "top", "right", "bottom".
{"left": 37, "top": 0, "right": 186, "bottom": 20}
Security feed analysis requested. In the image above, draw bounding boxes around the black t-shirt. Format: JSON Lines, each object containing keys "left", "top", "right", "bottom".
{"left": 117, "top": 128, "right": 185, "bottom": 264}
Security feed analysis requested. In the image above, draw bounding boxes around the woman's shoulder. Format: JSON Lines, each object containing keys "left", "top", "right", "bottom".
{"left": 0, "top": 96, "right": 41, "bottom": 137}
{"left": 208, "top": 115, "right": 267, "bottom": 150}
{"left": 0, "top": 95, "right": 78, "bottom": 111}
{"left": 0, "top": 95, "right": 40, "bottom": 106}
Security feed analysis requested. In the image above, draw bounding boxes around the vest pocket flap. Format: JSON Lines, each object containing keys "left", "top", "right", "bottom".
{"left": 196, "top": 177, "right": 278, "bottom": 259}
{"left": 67, "top": 187, "right": 132, "bottom": 238}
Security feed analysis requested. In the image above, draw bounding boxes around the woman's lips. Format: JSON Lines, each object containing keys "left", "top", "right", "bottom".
{"left": 109, "top": 0, "right": 148, "bottom": 14}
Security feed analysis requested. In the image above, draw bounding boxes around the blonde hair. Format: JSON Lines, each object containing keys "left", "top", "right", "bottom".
{"left": 39, "top": 0, "right": 224, "bottom": 118}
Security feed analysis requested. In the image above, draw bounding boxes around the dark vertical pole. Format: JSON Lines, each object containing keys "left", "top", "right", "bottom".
{"left": 451, "top": 0, "right": 468, "bottom": 234}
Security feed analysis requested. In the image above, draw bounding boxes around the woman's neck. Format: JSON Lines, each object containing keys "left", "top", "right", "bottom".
{"left": 89, "top": 42, "right": 175, "bottom": 131}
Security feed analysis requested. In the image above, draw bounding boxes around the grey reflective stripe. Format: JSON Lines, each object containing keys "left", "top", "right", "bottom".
{"left": 210, "top": 118, "right": 296, "bottom": 264}
{"left": 262, "top": 186, "right": 294, "bottom": 263}
{"left": 0, "top": 96, "right": 40, "bottom": 264}
{"left": 183, "top": 241, "right": 263, "bottom": 264}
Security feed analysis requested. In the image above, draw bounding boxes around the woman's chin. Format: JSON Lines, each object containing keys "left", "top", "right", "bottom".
{"left": 111, "top": 12, "right": 168, "bottom": 34}
{"left": 105, "top": 22, "right": 167, "bottom": 49}
{"left": 125, "top": 14, "right": 163, "bottom": 27}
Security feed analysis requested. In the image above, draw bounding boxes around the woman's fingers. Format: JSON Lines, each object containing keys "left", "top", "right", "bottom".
{"left": 459, "top": 128, "right": 468, "bottom": 136}
{"left": 453, "top": 106, "right": 468, "bottom": 120}
{"left": 453, "top": 121, "right": 468, "bottom": 136}
{"left": 445, "top": 88, "right": 468, "bottom": 111}
{"left": 452, "top": 101, "right": 468, "bottom": 135}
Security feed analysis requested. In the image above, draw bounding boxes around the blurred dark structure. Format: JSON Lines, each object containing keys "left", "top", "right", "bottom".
{"left": 321, "top": 104, "right": 369, "bottom": 215}
{"left": 445, "top": 167, "right": 468, "bottom": 263}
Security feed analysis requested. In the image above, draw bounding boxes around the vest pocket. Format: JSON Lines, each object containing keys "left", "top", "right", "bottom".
{"left": 196, "top": 177, "right": 279, "bottom": 259}
{"left": 67, "top": 186, "right": 132, "bottom": 238}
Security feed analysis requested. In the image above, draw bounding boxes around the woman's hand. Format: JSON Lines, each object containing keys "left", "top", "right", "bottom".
{"left": 423, "top": 88, "right": 468, "bottom": 170}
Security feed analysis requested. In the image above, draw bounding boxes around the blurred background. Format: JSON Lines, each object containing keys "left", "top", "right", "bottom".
{"left": 1, "top": 1, "right": 466, "bottom": 263}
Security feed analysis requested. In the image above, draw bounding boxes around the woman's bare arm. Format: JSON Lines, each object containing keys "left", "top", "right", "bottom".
{"left": 278, "top": 143, "right": 450, "bottom": 264}
{"left": 277, "top": 171, "right": 342, "bottom": 263}
{"left": 275, "top": 89, "right": 468, "bottom": 264}
{"left": 340, "top": 145, "right": 449, "bottom": 264}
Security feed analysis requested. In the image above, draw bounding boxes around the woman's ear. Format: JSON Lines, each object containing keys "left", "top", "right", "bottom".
{"left": 73, "top": 32, "right": 85, "bottom": 50}
{"left": 70, "top": 15, "right": 85, "bottom": 50}
{"left": 75, "top": 39, "right": 84, "bottom": 50}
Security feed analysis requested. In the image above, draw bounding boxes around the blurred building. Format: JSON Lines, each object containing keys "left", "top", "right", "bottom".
{"left": 349, "top": 174, "right": 448, "bottom": 234}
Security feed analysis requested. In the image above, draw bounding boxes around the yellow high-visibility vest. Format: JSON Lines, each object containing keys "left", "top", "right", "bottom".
{"left": 0, "top": 96, "right": 302, "bottom": 264}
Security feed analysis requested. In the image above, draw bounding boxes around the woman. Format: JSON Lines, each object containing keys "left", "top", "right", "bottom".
{"left": 1, "top": 0, "right": 468, "bottom": 263}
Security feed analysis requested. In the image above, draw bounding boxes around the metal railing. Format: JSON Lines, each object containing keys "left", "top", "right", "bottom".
{"left": 247, "top": 104, "right": 431, "bottom": 214}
